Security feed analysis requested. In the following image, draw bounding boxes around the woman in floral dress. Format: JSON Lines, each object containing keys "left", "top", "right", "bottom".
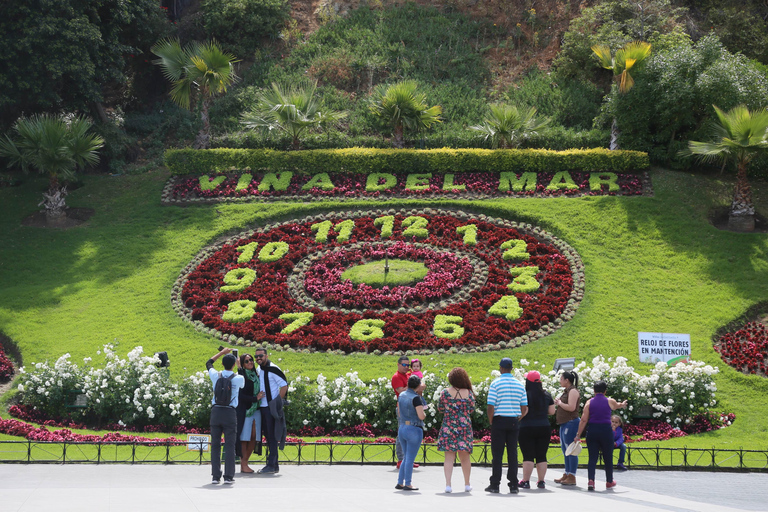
{"left": 437, "top": 367, "right": 475, "bottom": 493}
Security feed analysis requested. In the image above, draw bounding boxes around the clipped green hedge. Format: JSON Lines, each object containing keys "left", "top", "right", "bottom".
{"left": 165, "top": 148, "right": 649, "bottom": 176}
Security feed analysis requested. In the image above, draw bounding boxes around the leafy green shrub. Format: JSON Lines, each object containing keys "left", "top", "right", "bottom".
{"left": 200, "top": 0, "right": 290, "bottom": 57}
{"left": 212, "top": 127, "right": 608, "bottom": 151}
{"left": 506, "top": 71, "right": 603, "bottom": 130}
{"left": 164, "top": 147, "right": 649, "bottom": 175}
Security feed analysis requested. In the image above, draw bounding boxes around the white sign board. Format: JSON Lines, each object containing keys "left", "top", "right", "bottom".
{"left": 638, "top": 332, "right": 691, "bottom": 365}
{"left": 187, "top": 434, "right": 211, "bottom": 452}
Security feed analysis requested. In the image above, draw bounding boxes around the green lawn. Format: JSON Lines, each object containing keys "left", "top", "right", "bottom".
{"left": 0, "top": 167, "right": 766, "bottom": 451}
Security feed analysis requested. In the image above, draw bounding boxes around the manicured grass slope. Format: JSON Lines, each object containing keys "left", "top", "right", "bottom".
{"left": 0, "top": 169, "right": 766, "bottom": 449}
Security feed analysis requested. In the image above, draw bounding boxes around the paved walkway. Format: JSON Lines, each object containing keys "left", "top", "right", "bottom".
{"left": 1, "top": 464, "right": 766, "bottom": 512}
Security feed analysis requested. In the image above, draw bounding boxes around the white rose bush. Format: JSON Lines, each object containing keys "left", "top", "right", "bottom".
{"left": 13, "top": 347, "right": 726, "bottom": 437}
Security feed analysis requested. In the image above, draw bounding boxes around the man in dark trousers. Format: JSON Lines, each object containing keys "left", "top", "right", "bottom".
{"left": 485, "top": 357, "right": 528, "bottom": 494}
{"left": 255, "top": 347, "right": 288, "bottom": 474}
{"left": 206, "top": 347, "right": 244, "bottom": 484}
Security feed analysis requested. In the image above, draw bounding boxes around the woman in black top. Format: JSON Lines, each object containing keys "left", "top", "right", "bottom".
{"left": 517, "top": 371, "right": 555, "bottom": 489}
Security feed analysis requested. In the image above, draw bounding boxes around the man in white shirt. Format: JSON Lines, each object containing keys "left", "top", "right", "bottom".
{"left": 255, "top": 347, "right": 288, "bottom": 474}
{"left": 206, "top": 348, "right": 245, "bottom": 484}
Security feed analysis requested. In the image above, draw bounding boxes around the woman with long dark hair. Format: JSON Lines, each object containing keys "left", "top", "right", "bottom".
{"left": 554, "top": 370, "right": 580, "bottom": 485}
{"left": 437, "top": 367, "right": 475, "bottom": 493}
{"left": 237, "top": 353, "right": 263, "bottom": 473}
{"left": 576, "top": 380, "right": 628, "bottom": 491}
{"left": 517, "top": 371, "right": 555, "bottom": 489}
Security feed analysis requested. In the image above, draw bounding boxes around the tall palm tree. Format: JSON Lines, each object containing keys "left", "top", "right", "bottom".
{"left": 0, "top": 115, "right": 103, "bottom": 219}
{"left": 469, "top": 104, "right": 550, "bottom": 149}
{"left": 240, "top": 80, "right": 346, "bottom": 150}
{"left": 151, "top": 39, "right": 239, "bottom": 149}
{"left": 369, "top": 80, "right": 442, "bottom": 148}
{"left": 592, "top": 41, "right": 652, "bottom": 149}
{"left": 684, "top": 104, "right": 768, "bottom": 232}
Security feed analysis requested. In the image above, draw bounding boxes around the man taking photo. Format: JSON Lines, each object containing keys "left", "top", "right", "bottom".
{"left": 206, "top": 347, "right": 244, "bottom": 485}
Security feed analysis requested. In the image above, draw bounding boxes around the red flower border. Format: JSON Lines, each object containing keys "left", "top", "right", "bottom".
{"left": 173, "top": 209, "right": 585, "bottom": 353}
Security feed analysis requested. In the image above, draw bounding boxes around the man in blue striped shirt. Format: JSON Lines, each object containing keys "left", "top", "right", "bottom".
{"left": 485, "top": 357, "right": 528, "bottom": 494}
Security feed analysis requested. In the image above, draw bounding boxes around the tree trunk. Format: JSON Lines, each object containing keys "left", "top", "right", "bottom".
{"left": 610, "top": 118, "right": 620, "bottom": 150}
{"left": 91, "top": 101, "right": 109, "bottom": 124}
{"left": 728, "top": 161, "right": 756, "bottom": 232}
{"left": 194, "top": 100, "right": 211, "bottom": 149}
{"left": 393, "top": 123, "right": 404, "bottom": 149}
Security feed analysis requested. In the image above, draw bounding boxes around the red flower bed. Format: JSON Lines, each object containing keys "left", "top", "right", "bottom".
{"left": 715, "top": 322, "right": 768, "bottom": 376}
{"left": 167, "top": 171, "right": 646, "bottom": 204}
{"left": 174, "top": 210, "right": 584, "bottom": 352}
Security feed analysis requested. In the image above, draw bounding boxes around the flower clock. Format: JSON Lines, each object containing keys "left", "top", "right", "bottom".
{"left": 173, "top": 209, "right": 585, "bottom": 353}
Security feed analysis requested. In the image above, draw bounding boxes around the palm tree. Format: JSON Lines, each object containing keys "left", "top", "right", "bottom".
{"left": 469, "top": 104, "right": 550, "bottom": 149}
{"left": 368, "top": 80, "right": 442, "bottom": 148}
{"left": 684, "top": 104, "right": 768, "bottom": 232}
{"left": 151, "top": 39, "right": 239, "bottom": 149}
{"left": 0, "top": 115, "right": 103, "bottom": 219}
{"left": 592, "top": 41, "right": 652, "bottom": 150}
{"left": 240, "top": 80, "right": 346, "bottom": 150}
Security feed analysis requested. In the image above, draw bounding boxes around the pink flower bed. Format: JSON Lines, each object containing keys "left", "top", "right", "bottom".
{"left": 0, "top": 345, "right": 14, "bottom": 381}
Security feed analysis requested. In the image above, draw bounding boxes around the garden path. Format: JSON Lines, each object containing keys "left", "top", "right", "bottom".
{"left": 0, "top": 463, "right": 765, "bottom": 512}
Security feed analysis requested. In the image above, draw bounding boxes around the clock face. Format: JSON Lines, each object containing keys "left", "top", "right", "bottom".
{"left": 173, "top": 209, "right": 584, "bottom": 353}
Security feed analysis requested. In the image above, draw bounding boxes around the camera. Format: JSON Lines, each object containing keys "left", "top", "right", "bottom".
{"left": 233, "top": 349, "right": 238, "bottom": 357}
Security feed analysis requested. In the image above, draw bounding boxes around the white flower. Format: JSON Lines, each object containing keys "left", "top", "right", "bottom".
{"left": 17, "top": 384, "right": 24, "bottom": 392}
{"left": 303, "top": 419, "right": 309, "bottom": 425}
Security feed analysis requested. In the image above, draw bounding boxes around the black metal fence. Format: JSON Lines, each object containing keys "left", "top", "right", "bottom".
{"left": 1, "top": 440, "right": 766, "bottom": 471}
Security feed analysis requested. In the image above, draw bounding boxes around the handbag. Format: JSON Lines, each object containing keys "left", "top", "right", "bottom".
{"left": 565, "top": 439, "right": 582, "bottom": 456}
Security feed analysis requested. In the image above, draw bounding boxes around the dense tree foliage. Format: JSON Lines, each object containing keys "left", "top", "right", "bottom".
{"left": 0, "top": 0, "right": 171, "bottom": 128}
{"left": 555, "top": 0, "right": 687, "bottom": 83}
{"left": 605, "top": 35, "right": 768, "bottom": 164}
{"left": 200, "top": 0, "right": 290, "bottom": 58}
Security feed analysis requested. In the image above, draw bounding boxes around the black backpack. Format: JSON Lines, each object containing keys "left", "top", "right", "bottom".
{"left": 214, "top": 372, "right": 235, "bottom": 407}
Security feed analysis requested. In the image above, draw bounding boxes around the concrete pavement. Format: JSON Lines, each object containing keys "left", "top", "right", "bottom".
{"left": 0, "top": 463, "right": 766, "bottom": 512}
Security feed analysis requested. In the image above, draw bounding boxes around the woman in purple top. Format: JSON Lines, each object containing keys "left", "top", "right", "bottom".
{"left": 575, "top": 381, "right": 627, "bottom": 491}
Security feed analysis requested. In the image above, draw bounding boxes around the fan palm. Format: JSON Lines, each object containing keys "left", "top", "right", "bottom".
{"left": 684, "top": 104, "right": 768, "bottom": 232}
{"left": 369, "top": 80, "right": 442, "bottom": 148}
{"left": 151, "top": 39, "right": 239, "bottom": 149}
{"left": 240, "top": 80, "right": 346, "bottom": 150}
{"left": 0, "top": 115, "right": 103, "bottom": 218}
{"left": 469, "top": 104, "right": 550, "bottom": 149}
{"left": 592, "top": 41, "right": 652, "bottom": 149}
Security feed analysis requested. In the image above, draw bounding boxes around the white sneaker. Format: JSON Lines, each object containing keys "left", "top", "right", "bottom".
{"left": 465, "top": 485, "right": 472, "bottom": 492}
{"left": 445, "top": 486, "right": 452, "bottom": 493}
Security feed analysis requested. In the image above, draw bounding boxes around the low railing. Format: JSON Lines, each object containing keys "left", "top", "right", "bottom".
{"left": 1, "top": 440, "right": 766, "bottom": 471}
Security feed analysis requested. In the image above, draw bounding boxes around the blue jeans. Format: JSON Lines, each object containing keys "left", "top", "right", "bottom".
{"left": 397, "top": 425, "right": 423, "bottom": 486}
{"left": 559, "top": 418, "right": 580, "bottom": 475}
{"left": 617, "top": 443, "right": 626, "bottom": 465}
